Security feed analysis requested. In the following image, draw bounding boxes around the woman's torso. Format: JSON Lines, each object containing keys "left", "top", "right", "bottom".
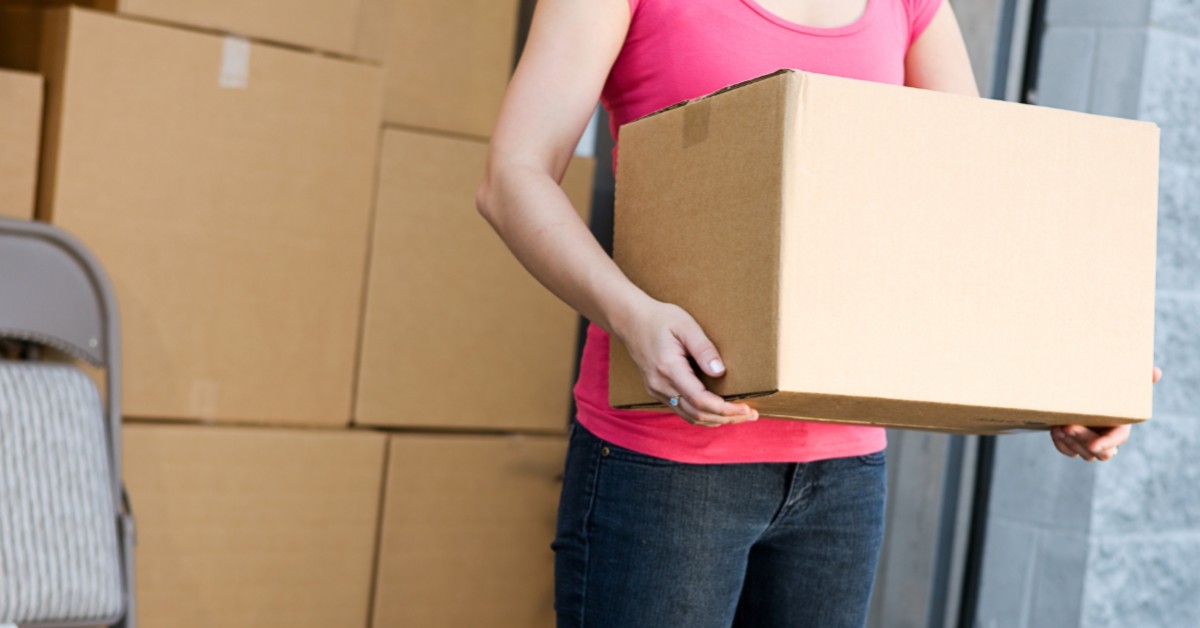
{"left": 574, "top": 0, "right": 942, "bottom": 463}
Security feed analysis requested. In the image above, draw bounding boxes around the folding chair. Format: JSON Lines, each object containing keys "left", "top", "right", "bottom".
{"left": 0, "top": 217, "right": 135, "bottom": 628}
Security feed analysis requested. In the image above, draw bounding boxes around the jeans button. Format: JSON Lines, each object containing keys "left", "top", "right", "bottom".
{"left": 601, "top": 446, "right": 611, "bottom": 457}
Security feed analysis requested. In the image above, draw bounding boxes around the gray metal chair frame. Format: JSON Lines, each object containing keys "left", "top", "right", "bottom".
{"left": 0, "top": 217, "right": 135, "bottom": 628}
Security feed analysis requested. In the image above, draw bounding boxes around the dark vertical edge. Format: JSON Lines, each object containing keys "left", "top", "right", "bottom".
{"left": 514, "top": 0, "right": 537, "bottom": 70}
{"left": 363, "top": 434, "right": 393, "bottom": 628}
{"left": 1020, "top": 0, "right": 1049, "bottom": 104}
{"left": 928, "top": 435, "right": 964, "bottom": 628}
{"left": 956, "top": 435, "right": 993, "bottom": 628}
{"left": 989, "top": 0, "right": 1019, "bottom": 100}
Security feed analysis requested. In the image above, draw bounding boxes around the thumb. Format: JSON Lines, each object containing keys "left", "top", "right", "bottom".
{"left": 675, "top": 320, "right": 726, "bottom": 378}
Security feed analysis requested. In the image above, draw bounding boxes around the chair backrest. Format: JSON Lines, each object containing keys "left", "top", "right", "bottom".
{"left": 0, "top": 217, "right": 134, "bottom": 628}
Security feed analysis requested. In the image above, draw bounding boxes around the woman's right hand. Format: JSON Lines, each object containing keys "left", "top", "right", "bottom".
{"left": 615, "top": 299, "right": 759, "bottom": 428}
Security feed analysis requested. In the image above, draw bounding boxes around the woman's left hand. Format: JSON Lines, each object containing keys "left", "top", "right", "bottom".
{"left": 1049, "top": 366, "right": 1163, "bottom": 461}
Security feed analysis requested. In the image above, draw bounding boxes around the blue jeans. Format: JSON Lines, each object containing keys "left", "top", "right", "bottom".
{"left": 553, "top": 423, "right": 887, "bottom": 628}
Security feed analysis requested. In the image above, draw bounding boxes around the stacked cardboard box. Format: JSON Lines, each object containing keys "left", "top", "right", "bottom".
{"left": 9, "top": 6, "right": 391, "bottom": 627}
{"left": 372, "top": 434, "right": 564, "bottom": 627}
{"left": 36, "top": 7, "right": 382, "bottom": 425}
{"left": 356, "top": 128, "right": 593, "bottom": 432}
{"left": 3, "top": 2, "right": 588, "bottom": 626}
{"left": 123, "top": 424, "right": 386, "bottom": 628}
{"left": 355, "top": 2, "right": 590, "bottom": 624}
{"left": 0, "top": 67, "right": 40, "bottom": 220}
{"left": 358, "top": 0, "right": 522, "bottom": 138}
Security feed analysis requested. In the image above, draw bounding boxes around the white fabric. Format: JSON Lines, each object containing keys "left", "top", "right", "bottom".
{"left": 0, "top": 360, "right": 122, "bottom": 623}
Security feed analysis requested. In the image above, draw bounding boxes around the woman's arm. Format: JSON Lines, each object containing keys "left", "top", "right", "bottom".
{"left": 478, "top": 0, "right": 756, "bottom": 426}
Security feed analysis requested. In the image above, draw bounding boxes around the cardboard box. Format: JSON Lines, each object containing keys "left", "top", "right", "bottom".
{"left": 87, "top": 0, "right": 378, "bottom": 56}
{"left": 356, "top": 0, "right": 520, "bottom": 138}
{"left": 372, "top": 433, "right": 563, "bottom": 628}
{"left": 37, "top": 7, "right": 383, "bottom": 425}
{"left": 123, "top": 423, "right": 387, "bottom": 628}
{"left": 355, "top": 128, "right": 593, "bottom": 432}
{"left": 610, "top": 70, "right": 1159, "bottom": 434}
{"left": 0, "top": 68, "right": 41, "bottom": 219}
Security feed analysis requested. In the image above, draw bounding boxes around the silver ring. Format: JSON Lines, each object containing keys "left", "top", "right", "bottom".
{"left": 669, "top": 394, "right": 682, "bottom": 408}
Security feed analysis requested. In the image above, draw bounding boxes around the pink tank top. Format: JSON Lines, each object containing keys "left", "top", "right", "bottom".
{"left": 576, "top": 0, "right": 942, "bottom": 463}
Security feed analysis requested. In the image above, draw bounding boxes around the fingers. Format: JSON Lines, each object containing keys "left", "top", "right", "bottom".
{"left": 1049, "top": 428, "right": 1079, "bottom": 458}
{"left": 630, "top": 302, "right": 756, "bottom": 427}
{"left": 1088, "top": 424, "right": 1131, "bottom": 456}
{"left": 644, "top": 363, "right": 756, "bottom": 427}
{"left": 673, "top": 319, "right": 727, "bottom": 378}
{"left": 641, "top": 314, "right": 754, "bottom": 426}
{"left": 1052, "top": 425, "right": 1132, "bottom": 462}
{"left": 676, "top": 393, "right": 758, "bottom": 427}
{"left": 676, "top": 395, "right": 755, "bottom": 428}
{"left": 1051, "top": 367, "right": 1155, "bottom": 461}
{"left": 1051, "top": 426, "right": 1097, "bottom": 461}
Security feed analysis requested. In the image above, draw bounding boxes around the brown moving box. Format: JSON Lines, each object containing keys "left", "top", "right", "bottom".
{"left": 0, "top": 67, "right": 40, "bottom": 219}
{"left": 356, "top": 0, "right": 520, "bottom": 138}
{"left": 372, "top": 433, "right": 563, "bottom": 628}
{"left": 36, "top": 7, "right": 383, "bottom": 426}
{"left": 355, "top": 128, "right": 593, "bottom": 432}
{"left": 610, "top": 70, "right": 1159, "bottom": 434}
{"left": 81, "top": 0, "right": 378, "bottom": 57}
{"left": 123, "top": 423, "right": 387, "bottom": 628}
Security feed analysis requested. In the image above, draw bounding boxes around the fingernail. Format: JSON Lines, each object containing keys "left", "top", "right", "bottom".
{"left": 709, "top": 359, "right": 725, "bottom": 374}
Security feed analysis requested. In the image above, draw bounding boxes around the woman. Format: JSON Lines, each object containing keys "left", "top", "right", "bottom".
{"left": 477, "top": 1, "right": 1157, "bottom": 625}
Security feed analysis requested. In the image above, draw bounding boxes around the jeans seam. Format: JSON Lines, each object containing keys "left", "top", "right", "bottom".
{"left": 578, "top": 430, "right": 606, "bottom": 628}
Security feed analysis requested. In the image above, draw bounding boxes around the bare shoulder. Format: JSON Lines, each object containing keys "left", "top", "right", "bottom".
{"left": 904, "top": 1, "right": 979, "bottom": 97}
{"left": 488, "top": 0, "right": 632, "bottom": 174}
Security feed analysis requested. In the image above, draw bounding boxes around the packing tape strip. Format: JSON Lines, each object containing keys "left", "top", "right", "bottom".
{"left": 190, "top": 380, "right": 220, "bottom": 421}
{"left": 219, "top": 35, "right": 251, "bottom": 89}
{"left": 682, "top": 99, "right": 711, "bottom": 148}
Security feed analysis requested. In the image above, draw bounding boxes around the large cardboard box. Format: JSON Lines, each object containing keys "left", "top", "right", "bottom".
{"left": 355, "top": 128, "right": 593, "bottom": 431}
{"left": 0, "top": 68, "right": 40, "bottom": 219}
{"left": 356, "top": 0, "right": 520, "bottom": 138}
{"left": 372, "top": 433, "right": 563, "bottom": 628}
{"left": 90, "top": 0, "right": 378, "bottom": 56}
{"left": 610, "top": 70, "right": 1159, "bottom": 434}
{"left": 37, "top": 7, "right": 383, "bottom": 426}
{"left": 123, "top": 423, "right": 387, "bottom": 628}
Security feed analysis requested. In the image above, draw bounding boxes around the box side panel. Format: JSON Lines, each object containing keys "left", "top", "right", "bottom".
{"left": 123, "top": 424, "right": 387, "bottom": 628}
{"left": 378, "top": 0, "right": 519, "bottom": 137}
{"left": 0, "top": 69, "right": 42, "bottom": 220}
{"left": 610, "top": 74, "right": 788, "bottom": 407}
{"left": 777, "top": 74, "right": 1158, "bottom": 420}
{"left": 355, "top": 129, "right": 588, "bottom": 431}
{"left": 115, "top": 0, "right": 361, "bottom": 55}
{"left": 373, "top": 433, "right": 563, "bottom": 628}
{"left": 47, "top": 9, "right": 384, "bottom": 424}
